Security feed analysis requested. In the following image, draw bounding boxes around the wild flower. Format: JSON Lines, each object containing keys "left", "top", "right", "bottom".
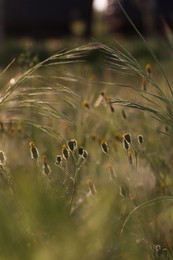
{"left": 78, "top": 146, "right": 84, "bottom": 156}
{"left": 101, "top": 140, "right": 109, "bottom": 154}
{"left": 67, "top": 139, "right": 77, "bottom": 152}
{"left": 123, "top": 133, "right": 132, "bottom": 144}
{"left": 82, "top": 150, "right": 88, "bottom": 160}
{"left": 29, "top": 141, "right": 39, "bottom": 161}
{"left": 82, "top": 100, "right": 90, "bottom": 109}
{"left": 123, "top": 138, "right": 130, "bottom": 151}
{"left": 62, "top": 144, "right": 69, "bottom": 160}
{"left": 55, "top": 155, "right": 62, "bottom": 166}
{"left": 42, "top": 155, "right": 51, "bottom": 176}
{"left": 146, "top": 63, "right": 151, "bottom": 74}
{"left": 138, "top": 135, "right": 144, "bottom": 145}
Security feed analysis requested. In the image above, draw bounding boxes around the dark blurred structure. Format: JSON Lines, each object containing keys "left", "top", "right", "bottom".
{"left": 1, "top": 0, "right": 94, "bottom": 38}
{"left": 106, "top": 0, "right": 173, "bottom": 36}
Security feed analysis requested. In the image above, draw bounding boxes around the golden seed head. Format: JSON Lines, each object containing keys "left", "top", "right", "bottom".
{"left": 29, "top": 141, "right": 39, "bottom": 160}
{"left": 78, "top": 146, "right": 84, "bottom": 156}
{"left": 55, "top": 155, "right": 62, "bottom": 165}
{"left": 101, "top": 140, "right": 109, "bottom": 154}
{"left": 123, "top": 139, "right": 130, "bottom": 150}
{"left": 29, "top": 141, "right": 35, "bottom": 148}
{"left": 138, "top": 135, "right": 144, "bottom": 145}
{"left": 146, "top": 63, "right": 151, "bottom": 74}
{"left": 123, "top": 133, "right": 132, "bottom": 144}
{"left": 82, "top": 150, "right": 88, "bottom": 160}
{"left": 67, "top": 139, "right": 77, "bottom": 152}
{"left": 82, "top": 100, "right": 90, "bottom": 109}
{"left": 62, "top": 144, "right": 69, "bottom": 160}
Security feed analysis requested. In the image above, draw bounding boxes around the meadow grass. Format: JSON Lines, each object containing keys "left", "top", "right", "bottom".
{"left": 0, "top": 34, "right": 172, "bottom": 260}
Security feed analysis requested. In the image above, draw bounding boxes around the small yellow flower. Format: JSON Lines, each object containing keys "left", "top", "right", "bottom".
{"left": 146, "top": 63, "right": 151, "bottom": 74}
{"left": 82, "top": 100, "right": 90, "bottom": 109}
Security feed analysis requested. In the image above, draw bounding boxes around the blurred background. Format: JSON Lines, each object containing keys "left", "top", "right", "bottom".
{"left": 1, "top": 0, "right": 173, "bottom": 38}
{"left": 0, "top": 0, "right": 173, "bottom": 64}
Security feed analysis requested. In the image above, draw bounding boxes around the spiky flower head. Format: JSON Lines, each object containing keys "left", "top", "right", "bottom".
{"left": 29, "top": 141, "right": 39, "bottom": 160}
{"left": 62, "top": 144, "right": 69, "bottom": 160}
{"left": 67, "top": 139, "right": 77, "bottom": 152}
{"left": 101, "top": 141, "right": 109, "bottom": 154}
{"left": 138, "top": 135, "right": 144, "bottom": 145}
{"left": 42, "top": 155, "right": 51, "bottom": 176}
{"left": 123, "top": 133, "right": 132, "bottom": 144}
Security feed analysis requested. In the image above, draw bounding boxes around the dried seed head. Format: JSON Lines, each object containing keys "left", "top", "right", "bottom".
{"left": 55, "top": 155, "right": 62, "bottom": 165}
{"left": 42, "top": 155, "right": 51, "bottom": 176}
{"left": 82, "top": 100, "right": 90, "bottom": 109}
{"left": 155, "top": 245, "right": 162, "bottom": 257}
{"left": 62, "top": 144, "right": 69, "bottom": 160}
{"left": 86, "top": 179, "right": 97, "bottom": 196}
{"left": 123, "top": 139, "right": 130, "bottom": 151}
{"left": 123, "top": 133, "right": 132, "bottom": 144}
{"left": 138, "top": 135, "right": 144, "bottom": 145}
{"left": 67, "top": 139, "right": 77, "bottom": 152}
{"left": 82, "top": 150, "right": 88, "bottom": 160}
{"left": 146, "top": 63, "right": 151, "bottom": 74}
{"left": 78, "top": 146, "right": 84, "bottom": 156}
{"left": 0, "top": 151, "right": 6, "bottom": 165}
{"left": 101, "top": 141, "right": 109, "bottom": 154}
{"left": 29, "top": 141, "right": 39, "bottom": 160}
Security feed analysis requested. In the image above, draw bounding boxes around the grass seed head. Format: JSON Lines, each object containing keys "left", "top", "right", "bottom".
{"left": 138, "top": 135, "right": 144, "bottom": 145}
{"left": 82, "top": 150, "right": 88, "bottom": 160}
{"left": 78, "top": 146, "right": 84, "bottom": 156}
{"left": 82, "top": 100, "right": 90, "bottom": 109}
{"left": 29, "top": 141, "right": 39, "bottom": 160}
{"left": 55, "top": 155, "right": 62, "bottom": 166}
{"left": 62, "top": 144, "right": 69, "bottom": 160}
{"left": 123, "top": 139, "right": 130, "bottom": 151}
{"left": 123, "top": 133, "right": 132, "bottom": 144}
{"left": 67, "top": 139, "right": 77, "bottom": 152}
{"left": 86, "top": 179, "right": 97, "bottom": 196}
{"left": 101, "top": 141, "right": 109, "bottom": 154}
{"left": 42, "top": 155, "right": 51, "bottom": 176}
{"left": 146, "top": 63, "right": 151, "bottom": 74}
